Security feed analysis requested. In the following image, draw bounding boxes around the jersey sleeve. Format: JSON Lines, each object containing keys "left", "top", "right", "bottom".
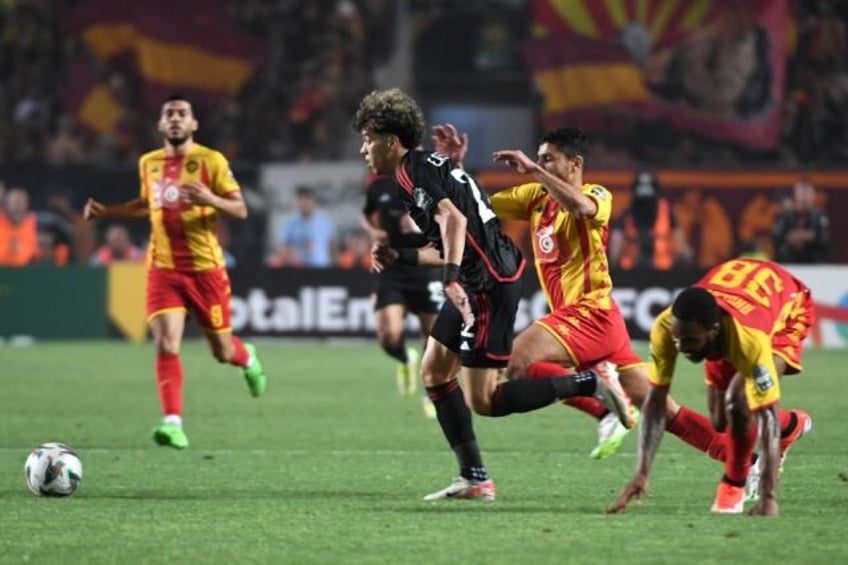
{"left": 210, "top": 151, "right": 240, "bottom": 195}
{"left": 584, "top": 184, "right": 612, "bottom": 227}
{"left": 648, "top": 307, "right": 677, "bottom": 387}
{"left": 491, "top": 183, "right": 542, "bottom": 221}
{"left": 728, "top": 319, "right": 781, "bottom": 411}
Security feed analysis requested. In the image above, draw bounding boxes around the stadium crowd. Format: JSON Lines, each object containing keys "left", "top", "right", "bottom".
{"left": 0, "top": 0, "right": 841, "bottom": 267}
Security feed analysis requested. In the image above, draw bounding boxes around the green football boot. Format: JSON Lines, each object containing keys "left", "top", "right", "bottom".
{"left": 243, "top": 342, "right": 266, "bottom": 397}
{"left": 152, "top": 423, "right": 189, "bottom": 449}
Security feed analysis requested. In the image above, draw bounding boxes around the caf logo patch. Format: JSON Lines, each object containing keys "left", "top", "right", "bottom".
{"left": 186, "top": 160, "right": 198, "bottom": 173}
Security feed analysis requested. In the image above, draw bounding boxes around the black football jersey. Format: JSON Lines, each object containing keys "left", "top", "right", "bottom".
{"left": 363, "top": 175, "right": 427, "bottom": 249}
{"left": 394, "top": 150, "right": 524, "bottom": 291}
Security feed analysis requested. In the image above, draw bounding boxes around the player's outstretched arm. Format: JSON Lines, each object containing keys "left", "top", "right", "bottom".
{"left": 749, "top": 405, "right": 780, "bottom": 517}
{"left": 83, "top": 197, "right": 148, "bottom": 220}
{"left": 607, "top": 384, "right": 669, "bottom": 514}
{"left": 492, "top": 149, "right": 596, "bottom": 218}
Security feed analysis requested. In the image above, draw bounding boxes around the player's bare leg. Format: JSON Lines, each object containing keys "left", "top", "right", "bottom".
{"left": 376, "top": 304, "right": 416, "bottom": 395}
{"left": 205, "top": 331, "right": 266, "bottom": 397}
{"left": 150, "top": 311, "right": 189, "bottom": 448}
{"left": 417, "top": 312, "right": 439, "bottom": 418}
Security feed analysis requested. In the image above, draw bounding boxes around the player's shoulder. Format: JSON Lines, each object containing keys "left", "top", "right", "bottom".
{"left": 583, "top": 182, "right": 612, "bottom": 202}
{"left": 408, "top": 149, "right": 451, "bottom": 170}
{"left": 139, "top": 148, "right": 165, "bottom": 165}
{"left": 191, "top": 143, "right": 229, "bottom": 163}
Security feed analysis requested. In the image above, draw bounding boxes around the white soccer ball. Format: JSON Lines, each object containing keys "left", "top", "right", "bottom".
{"left": 24, "top": 442, "right": 83, "bottom": 497}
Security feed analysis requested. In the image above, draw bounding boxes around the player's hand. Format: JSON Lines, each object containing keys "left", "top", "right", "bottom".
{"left": 371, "top": 244, "right": 398, "bottom": 273}
{"left": 606, "top": 474, "right": 649, "bottom": 514}
{"left": 83, "top": 198, "right": 105, "bottom": 220}
{"left": 444, "top": 281, "right": 475, "bottom": 327}
{"left": 492, "top": 149, "right": 536, "bottom": 174}
{"left": 748, "top": 498, "right": 779, "bottom": 517}
{"left": 181, "top": 180, "right": 216, "bottom": 206}
{"left": 432, "top": 123, "right": 468, "bottom": 167}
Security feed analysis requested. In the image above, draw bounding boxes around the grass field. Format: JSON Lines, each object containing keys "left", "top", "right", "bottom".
{"left": 1, "top": 341, "right": 847, "bottom": 564}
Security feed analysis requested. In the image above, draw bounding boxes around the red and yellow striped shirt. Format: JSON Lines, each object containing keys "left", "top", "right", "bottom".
{"left": 492, "top": 182, "right": 613, "bottom": 310}
{"left": 139, "top": 143, "right": 239, "bottom": 272}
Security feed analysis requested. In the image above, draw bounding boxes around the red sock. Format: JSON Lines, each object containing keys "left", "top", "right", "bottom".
{"left": 562, "top": 397, "right": 608, "bottom": 419}
{"left": 527, "top": 361, "right": 607, "bottom": 419}
{"left": 667, "top": 406, "right": 728, "bottom": 462}
{"left": 724, "top": 419, "right": 757, "bottom": 484}
{"left": 230, "top": 336, "right": 250, "bottom": 367}
{"left": 156, "top": 352, "right": 184, "bottom": 416}
{"left": 778, "top": 408, "right": 793, "bottom": 434}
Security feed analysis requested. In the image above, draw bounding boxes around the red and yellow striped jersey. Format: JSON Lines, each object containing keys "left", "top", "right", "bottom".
{"left": 649, "top": 259, "right": 810, "bottom": 410}
{"left": 492, "top": 182, "right": 613, "bottom": 310}
{"left": 139, "top": 143, "right": 239, "bottom": 272}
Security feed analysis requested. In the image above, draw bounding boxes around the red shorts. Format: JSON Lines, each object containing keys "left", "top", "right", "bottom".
{"left": 536, "top": 299, "right": 644, "bottom": 371}
{"left": 146, "top": 267, "right": 233, "bottom": 333}
{"left": 705, "top": 287, "right": 814, "bottom": 390}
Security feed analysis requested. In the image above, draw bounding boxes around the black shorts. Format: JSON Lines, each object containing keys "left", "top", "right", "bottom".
{"left": 430, "top": 279, "right": 522, "bottom": 369}
{"left": 374, "top": 269, "right": 442, "bottom": 314}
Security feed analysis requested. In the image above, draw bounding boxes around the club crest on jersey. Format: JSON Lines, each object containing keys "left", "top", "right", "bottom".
{"left": 186, "top": 160, "right": 198, "bottom": 173}
{"left": 536, "top": 225, "right": 555, "bottom": 254}
{"left": 752, "top": 364, "right": 774, "bottom": 393}
{"left": 412, "top": 187, "right": 433, "bottom": 210}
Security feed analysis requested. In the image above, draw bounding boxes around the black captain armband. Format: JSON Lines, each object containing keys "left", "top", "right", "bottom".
{"left": 396, "top": 248, "right": 418, "bottom": 266}
{"left": 443, "top": 263, "right": 461, "bottom": 284}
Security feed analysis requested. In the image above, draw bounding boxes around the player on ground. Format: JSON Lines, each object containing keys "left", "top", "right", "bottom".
{"left": 362, "top": 174, "right": 442, "bottom": 417}
{"left": 354, "top": 88, "right": 632, "bottom": 501}
{"left": 83, "top": 94, "right": 266, "bottom": 449}
{"left": 608, "top": 258, "right": 813, "bottom": 516}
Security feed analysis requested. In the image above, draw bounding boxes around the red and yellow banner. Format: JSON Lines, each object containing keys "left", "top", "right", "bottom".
{"left": 523, "top": 0, "right": 788, "bottom": 149}
{"left": 63, "top": 0, "right": 266, "bottom": 136}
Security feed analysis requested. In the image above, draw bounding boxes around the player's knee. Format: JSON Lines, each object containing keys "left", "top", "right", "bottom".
{"left": 155, "top": 336, "right": 180, "bottom": 356}
{"left": 421, "top": 367, "right": 450, "bottom": 388}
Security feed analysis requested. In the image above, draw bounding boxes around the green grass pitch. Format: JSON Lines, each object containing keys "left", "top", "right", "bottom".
{"left": 1, "top": 341, "right": 847, "bottom": 564}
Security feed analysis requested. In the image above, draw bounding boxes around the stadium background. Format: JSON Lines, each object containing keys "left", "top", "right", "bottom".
{"left": 1, "top": 0, "right": 845, "bottom": 346}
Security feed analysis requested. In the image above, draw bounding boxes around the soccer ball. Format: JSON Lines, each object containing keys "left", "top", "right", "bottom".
{"left": 24, "top": 442, "right": 83, "bottom": 497}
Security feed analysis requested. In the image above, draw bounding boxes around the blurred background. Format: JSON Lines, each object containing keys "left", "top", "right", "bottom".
{"left": 1, "top": 0, "right": 846, "bottom": 346}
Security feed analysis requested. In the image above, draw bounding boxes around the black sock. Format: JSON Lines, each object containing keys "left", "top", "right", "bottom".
{"left": 550, "top": 370, "right": 597, "bottom": 399}
{"left": 426, "top": 380, "right": 485, "bottom": 479}
{"left": 488, "top": 370, "right": 599, "bottom": 417}
{"left": 489, "top": 379, "right": 558, "bottom": 416}
{"left": 780, "top": 411, "right": 798, "bottom": 439}
{"left": 382, "top": 341, "right": 408, "bottom": 364}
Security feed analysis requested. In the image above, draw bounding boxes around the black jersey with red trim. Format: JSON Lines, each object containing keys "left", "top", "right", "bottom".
{"left": 394, "top": 150, "right": 525, "bottom": 292}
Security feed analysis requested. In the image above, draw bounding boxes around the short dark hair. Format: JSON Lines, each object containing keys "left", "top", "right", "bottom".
{"left": 164, "top": 93, "right": 192, "bottom": 106}
{"left": 353, "top": 88, "right": 425, "bottom": 149}
{"left": 540, "top": 127, "right": 590, "bottom": 162}
{"left": 296, "top": 185, "right": 315, "bottom": 197}
{"left": 671, "top": 287, "right": 721, "bottom": 327}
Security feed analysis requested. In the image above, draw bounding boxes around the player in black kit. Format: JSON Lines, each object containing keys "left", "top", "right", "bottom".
{"left": 353, "top": 88, "right": 630, "bottom": 501}
{"left": 362, "top": 174, "right": 442, "bottom": 414}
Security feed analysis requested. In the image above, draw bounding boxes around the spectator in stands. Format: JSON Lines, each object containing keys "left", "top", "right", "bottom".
{"left": 608, "top": 171, "right": 692, "bottom": 270}
{"left": 0, "top": 187, "right": 39, "bottom": 266}
{"left": 89, "top": 223, "right": 145, "bottom": 266}
{"left": 33, "top": 229, "right": 70, "bottom": 267}
{"left": 772, "top": 178, "right": 830, "bottom": 263}
{"left": 337, "top": 227, "right": 372, "bottom": 270}
{"left": 270, "top": 185, "right": 336, "bottom": 268}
